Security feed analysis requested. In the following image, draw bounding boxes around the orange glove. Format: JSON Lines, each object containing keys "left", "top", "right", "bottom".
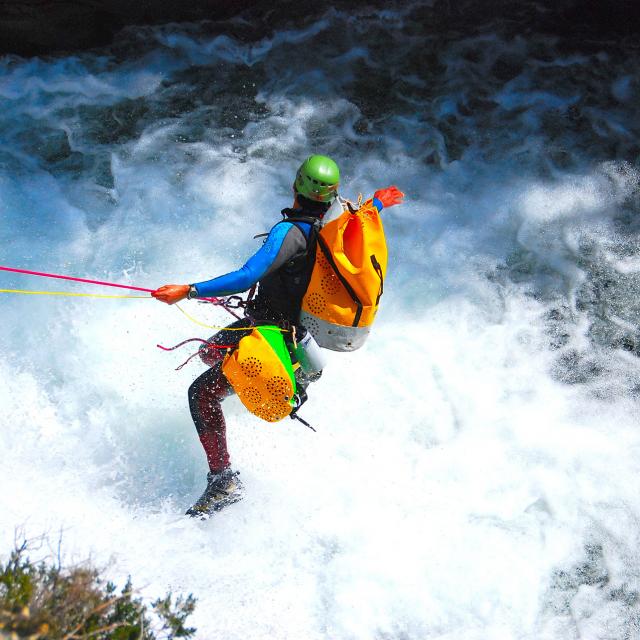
{"left": 373, "top": 186, "right": 404, "bottom": 208}
{"left": 152, "top": 284, "right": 190, "bottom": 304}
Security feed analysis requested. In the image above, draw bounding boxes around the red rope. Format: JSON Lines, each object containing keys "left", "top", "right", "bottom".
{"left": 156, "top": 338, "right": 235, "bottom": 352}
{"left": 0, "top": 265, "right": 154, "bottom": 293}
{"left": 156, "top": 338, "right": 236, "bottom": 371}
{"left": 0, "top": 264, "right": 242, "bottom": 319}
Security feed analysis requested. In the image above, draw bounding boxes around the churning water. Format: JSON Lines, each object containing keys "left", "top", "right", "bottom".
{"left": 1, "top": 3, "right": 639, "bottom": 638}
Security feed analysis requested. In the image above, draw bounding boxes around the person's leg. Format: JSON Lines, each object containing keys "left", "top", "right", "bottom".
{"left": 188, "top": 364, "right": 232, "bottom": 473}
{"left": 190, "top": 318, "right": 253, "bottom": 470}
{"left": 185, "top": 318, "right": 253, "bottom": 517}
{"left": 186, "top": 365, "right": 243, "bottom": 517}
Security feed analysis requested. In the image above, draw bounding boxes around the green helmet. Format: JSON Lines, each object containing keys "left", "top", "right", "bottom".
{"left": 294, "top": 155, "right": 340, "bottom": 203}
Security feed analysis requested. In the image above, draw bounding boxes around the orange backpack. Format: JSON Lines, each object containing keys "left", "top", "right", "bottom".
{"left": 222, "top": 325, "right": 298, "bottom": 423}
{"left": 299, "top": 197, "right": 387, "bottom": 351}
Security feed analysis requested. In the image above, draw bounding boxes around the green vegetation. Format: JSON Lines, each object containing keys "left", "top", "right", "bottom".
{"left": 0, "top": 540, "right": 196, "bottom": 639}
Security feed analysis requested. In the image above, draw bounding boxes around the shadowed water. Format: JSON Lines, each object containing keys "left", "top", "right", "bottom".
{"left": 1, "top": 3, "right": 639, "bottom": 638}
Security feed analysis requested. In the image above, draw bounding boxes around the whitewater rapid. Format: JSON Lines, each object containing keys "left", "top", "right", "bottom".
{"left": 1, "top": 5, "right": 639, "bottom": 639}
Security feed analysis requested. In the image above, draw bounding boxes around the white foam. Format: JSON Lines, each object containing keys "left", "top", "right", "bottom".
{"left": 1, "top": 11, "right": 640, "bottom": 639}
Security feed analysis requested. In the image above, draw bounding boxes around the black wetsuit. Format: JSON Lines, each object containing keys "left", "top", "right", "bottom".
{"left": 188, "top": 212, "right": 318, "bottom": 472}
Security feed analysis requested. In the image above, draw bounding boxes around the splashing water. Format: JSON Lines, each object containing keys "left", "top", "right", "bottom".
{"left": 1, "top": 4, "right": 639, "bottom": 638}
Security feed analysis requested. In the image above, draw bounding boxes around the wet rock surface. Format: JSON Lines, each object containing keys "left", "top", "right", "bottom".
{"left": 1, "top": 0, "right": 639, "bottom": 57}
{"left": 0, "top": 0, "right": 253, "bottom": 56}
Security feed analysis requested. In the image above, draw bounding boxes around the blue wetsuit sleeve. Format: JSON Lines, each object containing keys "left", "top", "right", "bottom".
{"left": 193, "top": 222, "right": 303, "bottom": 298}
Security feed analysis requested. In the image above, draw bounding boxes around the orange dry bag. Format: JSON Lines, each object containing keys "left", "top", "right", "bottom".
{"left": 222, "top": 326, "right": 298, "bottom": 422}
{"left": 300, "top": 197, "right": 387, "bottom": 351}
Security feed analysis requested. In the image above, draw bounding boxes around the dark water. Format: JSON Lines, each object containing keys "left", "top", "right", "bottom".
{"left": 1, "top": 2, "right": 639, "bottom": 638}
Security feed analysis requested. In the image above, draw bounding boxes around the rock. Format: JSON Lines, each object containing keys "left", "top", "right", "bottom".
{"left": 0, "top": 0, "right": 254, "bottom": 57}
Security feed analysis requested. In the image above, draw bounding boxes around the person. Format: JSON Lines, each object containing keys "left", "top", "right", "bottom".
{"left": 152, "top": 155, "right": 404, "bottom": 517}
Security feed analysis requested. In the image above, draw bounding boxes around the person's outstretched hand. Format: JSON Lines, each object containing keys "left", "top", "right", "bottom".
{"left": 152, "top": 284, "right": 190, "bottom": 304}
{"left": 374, "top": 186, "right": 405, "bottom": 208}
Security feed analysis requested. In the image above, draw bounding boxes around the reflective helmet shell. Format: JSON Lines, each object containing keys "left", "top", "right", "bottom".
{"left": 294, "top": 155, "right": 340, "bottom": 203}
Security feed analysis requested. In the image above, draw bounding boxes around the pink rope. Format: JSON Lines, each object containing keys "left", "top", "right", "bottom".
{"left": 0, "top": 265, "right": 154, "bottom": 293}
{"left": 174, "top": 352, "right": 203, "bottom": 371}
{"left": 156, "top": 338, "right": 235, "bottom": 351}
{"left": 156, "top": 337, "right": 235, "bottom": 371}
{"left": 0, "top": 264, "right": 242, "bottom": 319}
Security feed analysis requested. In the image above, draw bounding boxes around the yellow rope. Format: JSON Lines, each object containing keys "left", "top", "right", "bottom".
{"left": 0, "top": 288, "right": 287, "bottom": 332}
{"left": 174, "top": 304, "right": 286, "bottom": 332}
{"left": 0, "top": 288, "right": 149, "bottom": 299}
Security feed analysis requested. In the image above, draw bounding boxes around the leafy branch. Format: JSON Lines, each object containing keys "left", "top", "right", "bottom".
{"left": 0, "top": 538, "right": 196, "bottom": 640}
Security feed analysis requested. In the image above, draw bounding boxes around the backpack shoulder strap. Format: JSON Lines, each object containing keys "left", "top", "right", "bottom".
{"left": 277, "top": 211, "right": 321, "bottom": 249}
{"left": 253, "top": 211, "right": 317, "bottom": 241}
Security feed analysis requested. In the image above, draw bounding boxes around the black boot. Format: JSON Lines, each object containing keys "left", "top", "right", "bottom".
{"left": 186, "top": 469, "right": 244, "bottom": 518}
